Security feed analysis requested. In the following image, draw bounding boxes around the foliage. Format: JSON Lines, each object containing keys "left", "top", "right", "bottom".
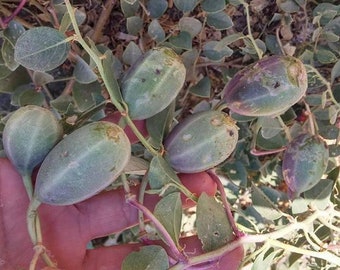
{"left": 0, "top": 0, "right": 340, "bottom": 269}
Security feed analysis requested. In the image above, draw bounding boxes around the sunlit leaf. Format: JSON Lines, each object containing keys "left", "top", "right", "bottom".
{"left": 122, "top": 245, "right": 169, "bottom": 270}
{"left": 258, "top": 116, "right": 283, "bottom": 139}
{"left": 154, "top": 192, "right": 182, "bottom": 246}
{"left": 14, "top": 27, "right": 70, "bottom": 71}
{"left": 252, "top": 247, "right": 282, "bottom": 270}
{"left": 203, "top": 41, "right": 233, "bottom": 61}
{"left": 197, "top": 193, "right": 234, "bottom": 252}
{"left": 251, "top": 184, "right": 282, "bottom": 221}
{"left": 304, "top": 179, "right": 334, "bottom": 210}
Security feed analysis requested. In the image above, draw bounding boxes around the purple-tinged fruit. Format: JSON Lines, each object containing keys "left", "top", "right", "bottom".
{"left": 222, "top": 55, "right": 307, "bottom": 117}
{"left": 164, "top": 110, "right": 238, "bottom": 173}
{"left": 282, "top": 133, "right": 329, "bottom": 199}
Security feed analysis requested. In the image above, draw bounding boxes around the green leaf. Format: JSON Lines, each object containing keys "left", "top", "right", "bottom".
{"left": 256, "top": 130, "right": 287, "bottom": 150}
{"left": 2, "top": 39, "right": 19, "bottom": 71}
{"left": 122, "top": 245, "right": 169, "bottom": 270}
{"left": 169, "top": 31, "right": 192, "bottom": 50}
{"left": 58, "top": 5, "right": 86, "bottom": 33}
{"left": 277, "top": 0, "right": 300, "bottom": 13}
{"left": 220, "top": 33, "right": 245, "bottom": 46}
{"left": 0, "top": 66, "right": 31, "bottom": 93}
{"left": 265, "top": 35, "right": 282, "bottom": 55}
{"left": 50, "top": 95, "right": 74, "bottom": 114}
{"left": 203, "top": 41, "right": 233, "bottom": 61}
{"left": 154, "top": 192, "right": 182, "bottom": 246}
{"left": 197, "top": 193, "right": 234, "bottom": 252}
{"left": 316, "top": 48, "right": 338, "bottom": 64}
{"left": 72, "top": 81, "right": 102, "bottom": 112}
{"left": 189, "top": 76, "right": 211, "bottom": 98}
{"left": 147, "top": 0, "right": 168, "bottom": 18}
{"left": 122, "top": 41, "right": 142, "bottom": 65}
{"left": 18, "top": 89, "right": 45, "bottom": 106}
{"left": 32, "top": 71, "right": 54, "bottom": 86}
{"left": 73, "top": 56, "right": 97, "bottom": 84}
{"left": 127, "top": 16, "right": 143, "bottom": 36}
{"left": 251, "top": 184, "right": 282, "bottom": 221}
{"left": 173, "top": 0, "right": 199, "bottom": 13}
{"left": 11, "top": 84, "right": 38, "bottom": 106}
{"left": 206, "top": 11, "right": 233, "bottom": 30}
{"left": 201, "top": 0, "right": 225, "bottom": 13}
{"left": 102, "top": 50, "right": 124, "bottom": 104}
{"left": 331, "top": 60, "right": 340, "bottom": 84}
{"left": 146, "top": 101, "right": 175, "bottom": 148}
{"left": 147, "top": 155, "right": 180, "bottom": 196}
{"left": 2, "top": 20, "right": 25, "bottom": 45}
{"left": 148, "top": 19, "right": 165, "bottom": 43}
{"left": 258, "top": 116, "right": 283, "bottom": 139}
{"left": 120, "top": 0, "right": 140, "bottom": 17}
{"left": 178, "top": 17, "right": 202, "bottom": 38}
{"left": 14, "top": 27, "right": 70, "bottom": 71}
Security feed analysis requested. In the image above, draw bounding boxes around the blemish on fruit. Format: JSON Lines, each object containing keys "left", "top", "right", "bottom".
{"left": 106, "top": 126, "right": 122, "bottom": 142}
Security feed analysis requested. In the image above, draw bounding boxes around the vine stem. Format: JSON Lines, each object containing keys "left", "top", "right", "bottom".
{"left": 126, "top": 194, "right": 187, "bottom": 262}
{"left": 170, "top": 206, "right": 340, "bottom": 269}
{"left": 243, "top": 2, "right": 263, "bottom": 59}
{"left": 22, "top": 173, "right": 33, "bottom": 199}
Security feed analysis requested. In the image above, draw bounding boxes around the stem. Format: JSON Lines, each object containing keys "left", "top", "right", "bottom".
{"left": 22, "top": 173, "right": 34, "bottom": 200}
{"left": 171, "top": 207, "right": 340, "bottom": 269}
{"left": 127, "top": 194, "right": 187, "bottom": 262}
{"left": 244, "top": 3, "right": 263, "bottom": 59}
{"left": 1, "top": 0, "right": 27, "bottom": 26}
{"left": 207, "top": 170, "right": 243, "bottom": 238}
{"left": 277, "top": 115, "right": 292, "bottom": 142}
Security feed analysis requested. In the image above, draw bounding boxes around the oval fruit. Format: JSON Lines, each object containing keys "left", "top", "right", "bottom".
{"left": 121, "top": 47, "right": 186, "bottom": 120}
{"left": 282, "top": 133, "right": 329, "bottom": 199}
{"left": 222, "top": 55, "right": 307, "bottom": 117}
{"left": 164, "top": 110, "right": 238, "bottom": 173}
{"left": 34, "top": 121, "right": 131, "bottom": 205}
{"left": 3, "top": 105, "right": 63, "bottom": 175}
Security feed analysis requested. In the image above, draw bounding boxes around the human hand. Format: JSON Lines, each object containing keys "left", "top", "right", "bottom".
{"left": 0, "top": 158, "right": 243, "bottom": 270}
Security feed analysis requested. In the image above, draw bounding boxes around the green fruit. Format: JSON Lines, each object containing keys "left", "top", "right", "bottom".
{"left": 3, "top": 105, "right": 63, "bottom": 175}
{"left": 222, "top": 55, "right": 307, "bottom": 117}
{"left": 34, "top": 121, "right": 131, "bottom": 205}
{"left": 121, "top": 47, "right": 186, "bottom": 120}
{"left": 282, "top": 133, "right": 329, "bottom": 199}
{"left": 164, "top": 111, "right": 238, "bottom": 173}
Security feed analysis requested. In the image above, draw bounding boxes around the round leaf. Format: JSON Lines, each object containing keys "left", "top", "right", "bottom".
{"left": 147, "top": 0, "right": 168, "bottom": 18}
{"left": 14, "top": 27, "right": 70, "bottom": 71}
